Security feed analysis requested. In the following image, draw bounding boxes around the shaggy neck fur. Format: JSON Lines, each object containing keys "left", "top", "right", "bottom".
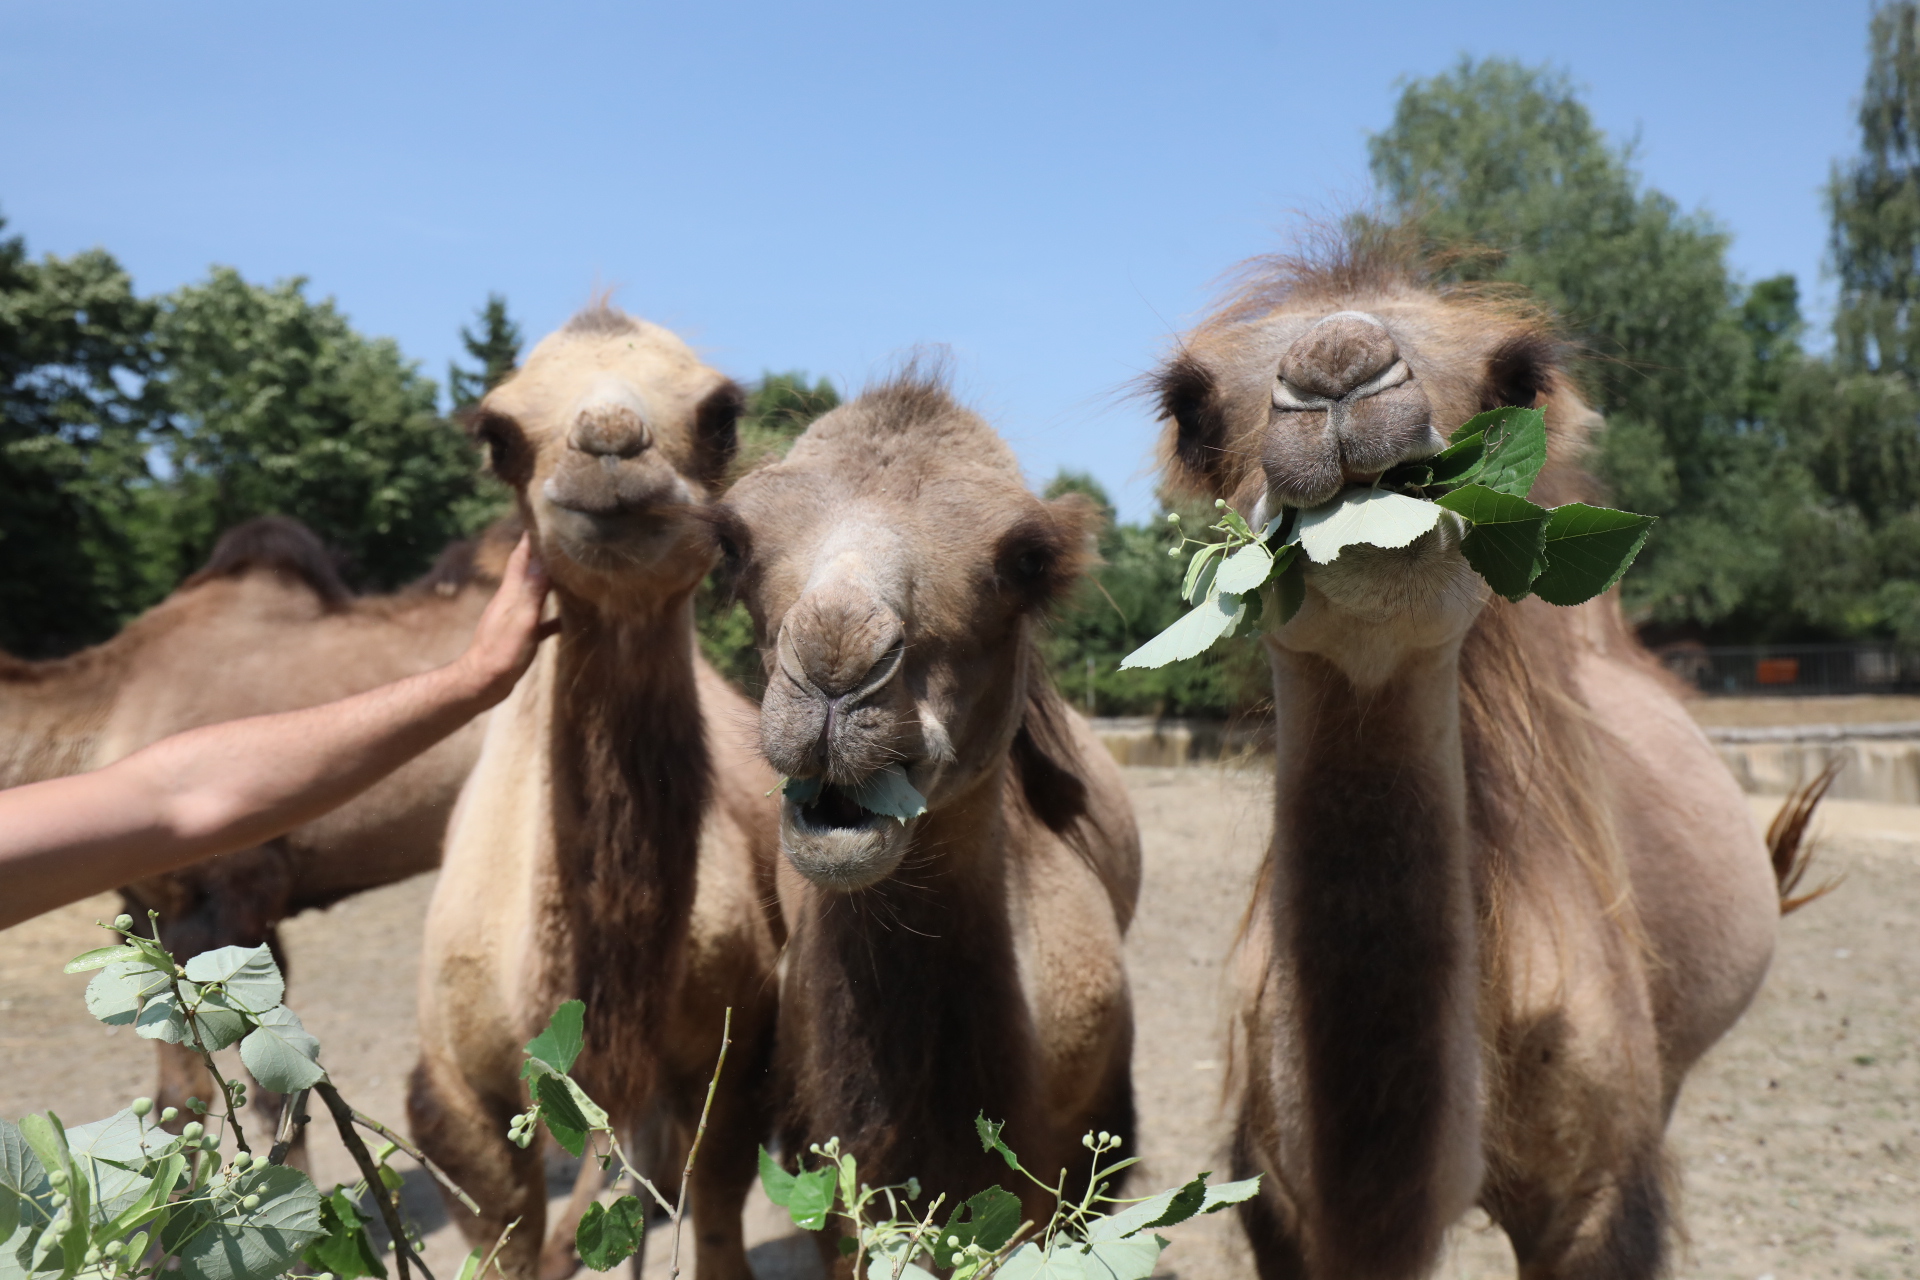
{"left": 1266, "top": 640, "right": 1483, "bottom": 1279}
{"left": 544, "top": 591, "right": 711, "bottom": 1114}
{"left": 781, "top": 758, "right": 1047, "bottom": 1218}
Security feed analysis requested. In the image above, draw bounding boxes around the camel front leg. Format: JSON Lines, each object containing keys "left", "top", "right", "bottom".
{"left": 409, "top": 1054, "right": 547, "bottom": 1279}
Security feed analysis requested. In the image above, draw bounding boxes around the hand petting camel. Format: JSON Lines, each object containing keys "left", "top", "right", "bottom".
{"left": 1152, "top": 233, "right": 1818, "bottom": 1280}
{"left": 711, "top": 366, "right": 1142, "bottom": 1261}
{"left": 0, "top": 528, "right": 553, "bottom": 932}
{"left": 0, "top": 514, "right": 514, "bottom": 1144}
{"left": 409, "top": 305, "right": 785, "bottom": 1280}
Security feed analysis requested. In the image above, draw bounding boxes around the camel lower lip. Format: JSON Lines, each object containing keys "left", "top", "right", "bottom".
{"left": 779, "top": 798, "right": 912, "bottom": 891}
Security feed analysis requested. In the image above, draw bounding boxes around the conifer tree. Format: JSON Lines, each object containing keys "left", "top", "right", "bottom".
{"left": 1832, "top": 2, "right": 1920, "bottom": 378}
{"left": 449, "top": 293, "right": 523, "bottom": 409}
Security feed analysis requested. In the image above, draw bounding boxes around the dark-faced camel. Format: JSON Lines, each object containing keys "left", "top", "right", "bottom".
{"left": 0, "top": 514, "right": 505, "bottom": 1134}
{"left": 409, "top": 305, "right": 783, "bottom": 1280}
{"left": 1152, "top": 239, "right": 1806, "bottom": 1279}
{"left": 711, "top": 370, "right": 1140, "bottom": 1237}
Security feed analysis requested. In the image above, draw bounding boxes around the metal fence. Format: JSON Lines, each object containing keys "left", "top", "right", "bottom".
{"left": 1659, "top": 643, "right": 1920, "bottom": 696}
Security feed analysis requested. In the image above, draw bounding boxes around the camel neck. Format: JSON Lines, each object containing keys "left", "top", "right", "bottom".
{"left": 544, "top": 590, "right": 710, "bottom": 1109}
{"left": 1264, "top": 639, "right": 1482, "bottom": 1278}
{"left": 787, "top": 762, "right": 1043, "bottom": 1210}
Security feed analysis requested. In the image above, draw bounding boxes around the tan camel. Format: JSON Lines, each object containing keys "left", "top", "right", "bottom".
{"left": 1152, "top": 238, "right": 1800, "bottom": 1279}
{"left": 0, "top": 514, "right": 506, "bottom": 1133}
{"left": 713, "top": 370, "right": 1141, "bottom": 1238}
{"left": 409, "top": 305, "right": 783, "bottom": 1280}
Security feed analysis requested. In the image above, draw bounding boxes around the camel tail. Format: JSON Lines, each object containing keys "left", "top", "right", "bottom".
{"left": 1767, "top": 759, "right": 1843, "bottom": 915}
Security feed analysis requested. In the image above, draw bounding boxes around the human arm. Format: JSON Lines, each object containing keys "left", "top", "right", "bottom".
{"left": 0, "top": 535, "right": 556, "bottom": 932}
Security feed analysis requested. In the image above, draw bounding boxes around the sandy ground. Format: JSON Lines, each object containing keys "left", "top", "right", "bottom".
{"left": 5, "top": 768, "right": 1919, "bottom": 1280}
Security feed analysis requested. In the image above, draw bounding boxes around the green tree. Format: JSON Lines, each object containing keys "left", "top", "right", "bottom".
{"left": 448, "top": 292, "right": 522, "bottom": 409}
{"left": 1368, "top": 58, "right": 1806, "bottom": 637}
{"left": 151, "top": 268, "right": 504, "bottom": 591}
{"left": 0, "top": 218, "right": 167, "bottom": 655}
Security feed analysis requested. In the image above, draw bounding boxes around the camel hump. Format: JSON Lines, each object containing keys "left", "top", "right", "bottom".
{"left": 183, "top": 515, "right": 352, "bottom": 608}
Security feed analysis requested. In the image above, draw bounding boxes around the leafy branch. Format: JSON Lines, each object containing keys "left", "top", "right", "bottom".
{"left": 1121, "top": 406, "right": 1656, "bottom": 670}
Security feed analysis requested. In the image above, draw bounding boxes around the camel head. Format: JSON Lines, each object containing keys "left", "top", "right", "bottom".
{"left": 1153, "top": 245, "right": 1588, "bottom": 670}
{"left": 715, "top": 370, "right": 1092, "bottom": 891}
{"left": 468, "top": 304, "right": 745, "bottom": 611}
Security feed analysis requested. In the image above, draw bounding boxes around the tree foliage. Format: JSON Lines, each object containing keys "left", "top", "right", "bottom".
{"left": 447, "top": 294, "right": 522, "bottom": 410}
{"left": 0, "top": 228, "right": 505, "bottom": 655}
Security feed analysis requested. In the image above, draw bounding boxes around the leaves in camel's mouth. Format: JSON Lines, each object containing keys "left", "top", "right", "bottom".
{"left": 1118, "top": 405, "right": 1656, "bottom": 671}
{"left": 780, "top": 764, "right": 928, "bottom": 826}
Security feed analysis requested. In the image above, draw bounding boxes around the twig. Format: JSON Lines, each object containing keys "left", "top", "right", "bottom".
{"left": 890, "top": 1193, "right": 947, "bottom": 1280}
{"left": 268, "top": 1088, "right": 309, "bottom": 1166}
{"left": 350, "top": 1107, "right": 481, "bottom": 1215}
{"left": 317, "top": 1081, "right": 430, "bottom": 1280}
{"left": 183, "top": 1010, "right": 249, "bottom": 1154}
{"left": 478, "top": 1217, "right": 521, "bottom": 1280}
{"left": 668, "top": 1007, "right": 732, "bottom": 1280}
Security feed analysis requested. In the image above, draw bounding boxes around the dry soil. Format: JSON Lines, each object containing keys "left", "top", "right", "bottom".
{"left": 3, "top": 769, "right": 1916, "bottom": 1280}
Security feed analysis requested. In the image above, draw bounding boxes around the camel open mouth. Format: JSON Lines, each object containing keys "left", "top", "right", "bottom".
{"left": 778, "top": 766, "right": 926, "bottom": 891}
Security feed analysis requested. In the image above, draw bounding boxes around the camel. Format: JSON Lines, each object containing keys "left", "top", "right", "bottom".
{"left": 1151, "top": 237, "right": 1809, "bottom": 1279}
{"left": 0, "top": 514, "right": 506, "bottom": 1133}
{"left": 712, "top": 369, "right": 1141, "bottom": 1240}
{"left": 409, "top": 304, "right": 783, "bottom": 1280}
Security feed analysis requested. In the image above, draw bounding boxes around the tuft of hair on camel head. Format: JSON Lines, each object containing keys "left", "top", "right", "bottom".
{"left": 1149, "top": 223, "right": 1587, "bottom": 512}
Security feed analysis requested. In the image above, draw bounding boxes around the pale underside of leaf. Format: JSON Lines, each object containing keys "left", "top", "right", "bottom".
{"left": 1118, "top": 586, "right": 1246, "bottom": 671}
{"left": 1295, "top": 489, "right": 1445, "bottom": 564}
{"left": 847, "top": 764, "right": 928, "bottom": 823}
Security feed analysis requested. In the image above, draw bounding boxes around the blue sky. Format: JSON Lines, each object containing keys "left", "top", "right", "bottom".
{"left": 0, "top": 1, "right": 1871, "bottom": 520}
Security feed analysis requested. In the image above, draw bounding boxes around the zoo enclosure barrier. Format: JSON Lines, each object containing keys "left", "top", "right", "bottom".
{"left": 1658, "top": 643, "right": 1920, "bottom": 697}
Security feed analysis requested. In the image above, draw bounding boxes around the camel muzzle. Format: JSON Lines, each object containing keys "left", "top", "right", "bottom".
{"left": 1261, "top": 310, "right": 1443, "bottom": 508}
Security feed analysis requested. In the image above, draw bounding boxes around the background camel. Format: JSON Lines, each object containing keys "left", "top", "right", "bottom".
{"left": 1152, "top": 238, "right": 1801, "bottom": 1279}
{"left": 0, "top": 513, "right": 507, "bottom": 1132}
{"left": 712, "top": 370, "right": 1141, "bottom": 1240}
{"left": 409, "top": 305, "right": 784, "bottom": 1280}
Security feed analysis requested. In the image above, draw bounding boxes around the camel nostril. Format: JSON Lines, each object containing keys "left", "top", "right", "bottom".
{"left": 1278, "top": 312, "right": 1403, "bottom": 401}
{"left": 569, "top": 403, "right": 652, "bottom": 458}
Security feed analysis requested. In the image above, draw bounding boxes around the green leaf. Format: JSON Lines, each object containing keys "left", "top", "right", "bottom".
{"left": 453, "top": 1247, "right": 484, "bottom": 1280}
{"left": 239, "top": 1007, "right": 326, "bottom": 1092}
{"left": 1295, "top": 488, "right": 1445, "bottom": 563}
{"left": 1531, "top": 504, "right": 1657, "bottom": 606}
{"left": 756, "top": 1147, "right": 796, "bottom": 1206}
{"left": 1468, "top": 406, "right": 1547, "bottom": 498}
{"left": 1197, "top": 1175, "right": 1262, "bottom": 1212}
{"left": 102, "top": 1152, "right": 185, "bottom": 1238}
{"left": 1117, "top": 584, "right": 1245, "bottom": 670}
{"left": 182, "top": 944, "right": 284, "bottom": 1014}
{"left": 523, "top": 1000, "right": 586, "bottom": 1076}
{"left": 65, "top": 1108, "right": 154, "bottom": 1219}
{"left": 1435, "top": 485, "right": 1549, "bottom": 601}
{"left": 1265, "top": 548, "right": 1304, "bottom": 629}
{"left": 1427, "top": 431, "right": 1486, "bottom": 488}
{"left": 0, "top": 1122, "right": 50, "bottom": 1247}
{"left": 847, "top": 764, "right": 928, "bottom": 824}
{"left": 85, "top": 960, "right": 170, "bottom": 1027}
{"left": 165, "top": 1164, "right": 325, "bottom": 1280}
{"left": 298, "top": 1188, "right": 387, "bottom": 1280}
{"left": 933, "top": 1187, "right": 1021, "bottom": 1269}
{"left": 995, "top": 1238, "right": 1169, "bottom": 1280}
{"left": 781, "top": 776, "right": 823, "bottom": 806}
{"left": 534, "top": 1076, "right": 590, "bottom": 1158}
{"left": 1180, "top": 540, "right": 1228, "bottom": 604}
{"left": 1213, "top": 541, "right": 1275, "bottom": 596}
{"left": 576, "top": 1195, "right": 645, "bottom": 1271}
{"left": 133, "top": 982, "right": 197, "bottom": 1044}
{"left": 974, "top": 1113, "right": 1019, "bottom": 1171}
{"left": 783, "top": 1167, "right": 836, "bottom": 1232}
{"left": 1086, "top": 1173, "right": 1262, "bottom": 1243}
{"left": 62, "top": 945, "right": 139, "bottom": 974}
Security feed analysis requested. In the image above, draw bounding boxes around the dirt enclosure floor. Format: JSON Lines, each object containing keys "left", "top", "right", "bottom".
{"left": 5, "top": 764, "right": 1920, "bottom": 1280}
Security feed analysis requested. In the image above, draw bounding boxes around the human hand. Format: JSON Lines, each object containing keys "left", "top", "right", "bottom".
{"left": 457, "top": 534, "right": 560, "bottom": 706}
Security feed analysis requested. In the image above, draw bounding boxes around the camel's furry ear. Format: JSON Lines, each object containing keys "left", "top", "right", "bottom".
{"left": 1012, "top": 655, "right": 1091, "bottom": 841}
{"left": 1155, "top": 352, "right": 1234, "bottom": 497}
{"left": 692, "top": 379, "right": 747, "bottom": 492}
{"left": 1481, "top": 331, "right": 1558, "bottom": 413}
{"left": 996, "top": 493, "right": 1095, "bottom": 613}
{"left": 182, "top": 516, "right": 351, "bottom": 609}
{"left": 468, "top": 407, "right": 535, "bottom": 490}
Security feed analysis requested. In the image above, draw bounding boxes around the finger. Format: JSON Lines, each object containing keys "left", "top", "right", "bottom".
{"left": 536, "top": 618, "right": 564, "bottom": 642}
